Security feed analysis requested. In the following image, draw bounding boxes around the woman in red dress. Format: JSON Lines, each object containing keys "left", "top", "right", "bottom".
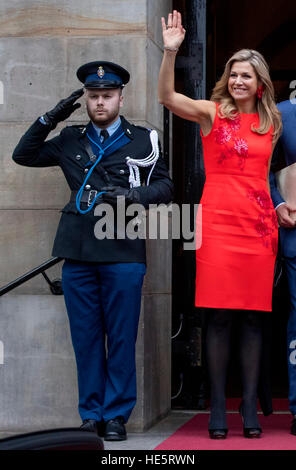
{"left": 158, "top": 11, "right": 282, "bottom": 438}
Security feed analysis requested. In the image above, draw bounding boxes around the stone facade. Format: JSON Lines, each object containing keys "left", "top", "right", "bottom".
{"left": 0, "top": 0, "right": 172, "bottom": 432}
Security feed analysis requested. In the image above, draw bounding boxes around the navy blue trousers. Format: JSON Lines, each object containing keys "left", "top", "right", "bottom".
{"left": 62, "top": 260, "right": 146, "bottom": 423}
{"left": 286, "top": 257, "right": 296, "bottom": 416}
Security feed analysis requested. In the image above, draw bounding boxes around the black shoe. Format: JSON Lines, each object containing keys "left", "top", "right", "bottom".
{"left": 80, "top": 419, "right": 105, "bottom": 437}
{"left": 209, "top": 429, "right": 228, "bottom": 439}
{"left": 104, "top": 416, "right": 127, "bottom": 441}
{"left": 239, "top": 402, "right": 262, "bottom": 438}
{"left": 291, "top": 417, "right": 296, "bottom": 436}
{"left": 243, "top": 427, "right": 262, "bottom": 438}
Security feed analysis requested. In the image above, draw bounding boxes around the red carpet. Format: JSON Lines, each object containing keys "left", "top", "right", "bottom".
{"left": 155, "top": 402, "right": 296, "bottom": 450}
{"left": 225, "top": 398, "right": 290, "bottom": 411}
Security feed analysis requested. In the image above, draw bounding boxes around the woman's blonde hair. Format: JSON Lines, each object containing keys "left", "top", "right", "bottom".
{"left": 211, "top": 49, "right": 282, "bottom": 144}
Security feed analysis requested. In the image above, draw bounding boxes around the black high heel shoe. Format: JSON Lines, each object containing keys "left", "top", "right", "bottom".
{"left": 239, "top": 402, "right": 262, "bottom": 438}
{"left": 209, "top": 429, "right": 228, "bottom": 439}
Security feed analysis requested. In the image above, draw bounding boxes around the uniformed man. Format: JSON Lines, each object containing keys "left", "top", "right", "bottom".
{"left": 12, "top": 61, "right": 173, "bottom": 441}
{"left": 270, "top": 99, "right": 296, "bottom": 436}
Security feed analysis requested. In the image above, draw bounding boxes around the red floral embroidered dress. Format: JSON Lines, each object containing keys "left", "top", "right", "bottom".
{"left": 195, "top": 103, "right": 277, "bottom": 311}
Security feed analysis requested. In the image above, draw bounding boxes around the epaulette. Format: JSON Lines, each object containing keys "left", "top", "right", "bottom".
{"left": 133, "top": 124, "right": 152, "bottom": 133}
{"left": 65, "top": 125, "right": 87, "bottom": 134}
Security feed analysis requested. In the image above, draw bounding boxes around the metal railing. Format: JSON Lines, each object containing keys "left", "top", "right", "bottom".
{"left": 0, "top": 257, "right": 63, "bottom": 296}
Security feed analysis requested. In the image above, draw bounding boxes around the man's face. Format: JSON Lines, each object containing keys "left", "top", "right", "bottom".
{"left": 85, "top": 88, "right": 123, "bottom": 127}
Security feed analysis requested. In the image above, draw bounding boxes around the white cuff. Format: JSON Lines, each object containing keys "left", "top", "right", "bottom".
{"left": 275, "top": 202, "right": 286, "bottom": 210}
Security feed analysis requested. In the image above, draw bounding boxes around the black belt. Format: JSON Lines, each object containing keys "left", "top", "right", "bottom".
{"left": 70, "top": 189, "right": 103, "bottom": 207}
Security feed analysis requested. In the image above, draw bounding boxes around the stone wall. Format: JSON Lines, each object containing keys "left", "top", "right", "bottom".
{"left": 0, "top": 0, "right": 172, "bottom": 432}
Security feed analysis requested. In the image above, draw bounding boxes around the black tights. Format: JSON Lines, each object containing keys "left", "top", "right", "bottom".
{"left": 206, "top": 308, "right": 263, "bottom": 430}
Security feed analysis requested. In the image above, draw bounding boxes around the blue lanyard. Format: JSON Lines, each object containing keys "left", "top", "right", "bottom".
{"left": 75, "top": 131, "right": 125, "bottom": 214}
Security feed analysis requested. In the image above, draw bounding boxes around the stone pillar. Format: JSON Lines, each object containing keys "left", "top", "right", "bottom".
{"left": 0, "top": 0, "right": 172, "bottom": 432}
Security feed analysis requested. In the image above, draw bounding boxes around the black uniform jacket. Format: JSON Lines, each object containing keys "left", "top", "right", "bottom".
{"left": 12, "top": 116, "right": 173, "bottom": 263}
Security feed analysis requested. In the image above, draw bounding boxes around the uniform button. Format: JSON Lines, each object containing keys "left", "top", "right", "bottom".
{"left": 119, "top": 169, "right": 125, "bottom": 174}
{"left": 84, "top": 168, "right": 89, "bottom": 173}
{"left": 85, "top": 184, "right": 91, "bottom": 190}
{"left": 75, "top": 154, "right": 82, "bottom": 160}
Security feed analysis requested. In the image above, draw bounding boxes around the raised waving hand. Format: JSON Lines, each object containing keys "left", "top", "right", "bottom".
{"left": 158, "top": 10, "right": 215, "bottom": 130}
{"left": 161, "top": 10, "right": 186, "bottom": 50}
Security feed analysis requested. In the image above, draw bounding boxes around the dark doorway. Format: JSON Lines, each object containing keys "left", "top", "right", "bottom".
{"left": 171, "top": 0, "right": 296, "bottom": 409}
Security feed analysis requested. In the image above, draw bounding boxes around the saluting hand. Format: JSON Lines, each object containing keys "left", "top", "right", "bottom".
{"left": 161, "top": 10, "right": 186, "bottom": 50}
{"left": 43, "top": 88, "right": 84, "bottom": 129}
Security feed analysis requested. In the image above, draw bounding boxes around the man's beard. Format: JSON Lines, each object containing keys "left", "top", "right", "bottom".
{"left": 87, "top": 105, "right": 120, "bottom": 127}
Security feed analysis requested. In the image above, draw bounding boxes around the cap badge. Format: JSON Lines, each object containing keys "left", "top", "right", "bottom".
{"left": 97, "top": 66, "right": 105, "bottom": 79}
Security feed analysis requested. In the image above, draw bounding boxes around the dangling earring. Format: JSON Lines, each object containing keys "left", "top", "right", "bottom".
{"left": 256, "top": 86, "right": 264, "bottom": 99}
